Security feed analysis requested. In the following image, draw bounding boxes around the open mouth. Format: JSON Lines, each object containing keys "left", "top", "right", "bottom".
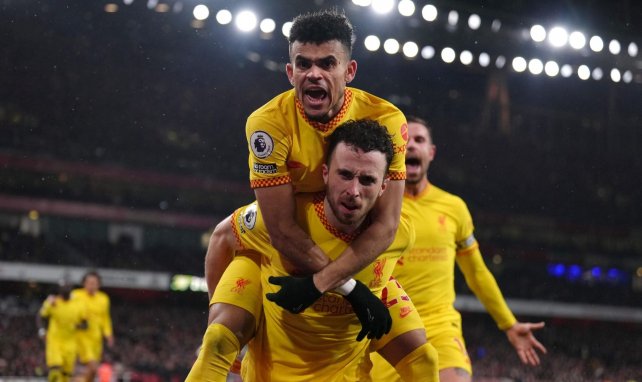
{"left": 304, "top": 89, "right": 327, "bottom": 105}
{"left": 405, "top": 157, "right": 421, "bottom": 170}
{"left": 341, "top": 202, "right": 359, "bottom": 212}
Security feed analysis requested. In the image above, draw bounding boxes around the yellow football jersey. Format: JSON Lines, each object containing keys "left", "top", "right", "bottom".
{"left": 232, "top": 194, "right": 415, "bottom": 381}
{"left": 246, "top": 87, "right": 408, "bottom": 192}
{"left": 393, "top": 184, "right": 477, "bottom": 319}
{"left": 71, "top": 289, "right": 112, "bottom": 338}
{"left": 40, "top": 296, "right": 87, "bottom": 342}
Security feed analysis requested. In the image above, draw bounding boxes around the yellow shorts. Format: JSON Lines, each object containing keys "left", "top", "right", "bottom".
{"left": 46, "top": 338, "right": 77, "bottom": 373}
{"left": 209, "top": 251, "right": 263, "bottom": 320}
{"left": 425, "top": 313, "right": 471, "bottom": 374}
{"left": 77, "top": 333, "right": 102, "bottom": 364}
{"left": 368, "top": 278, "right": 426, "bottom": 381}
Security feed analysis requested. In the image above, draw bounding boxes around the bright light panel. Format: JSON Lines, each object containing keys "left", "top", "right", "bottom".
{"left": 495, "top": 55, "right": 506, "bottom": 69}
{"left": 622, "top": 70, "right": 633, "bottom": 83}
{"left": 372, "top": 0, "right": 395, "bottom": 14}
{"left": 544, "top": 61, "right": 559, "bottom": 77}
{"left": 609, "top": 39, "right": 621, "bottom": 54}
{"left": 282, "top": 21, "right": 292, "bottom": 37}
{"left": 569, "top": 31, "right": 586, "bottom": 49}
{"left": 364, "top": 35, "right": 381, "bottom": 51}
{"left": 479, "top": 52, "right": 490, "bottom": 67}
{"left": 530, "top": 25, "right": 546, "bottom": 42}
{"left": 610, "top": 68, "right": 621, "bottom": 82}
{"left": 448, "top": 10, "right": 458, "bottom": 26}
{"left": 591, "top": 67, "right": 603, "bottom": 80}
{"left": 260, "top": 18, "right": 276, "bottom": 33}
{"left": 352, "top": 0, "right": 372, "bottom": 6}
{"left": 560, "top": 64, "right": 573, "bottom": 77}
{"left": 383, "top": 38, "right": 400, "bottom": 54}
{"left": 577, "top": 65, "right": 590, "bottom": 80}
{"left": 528, "top": 58, "right": 543, "bottom": 75}
{"left": 491, "top": 19, "right": 501, "bottom": 32}
{"left": 460, "top": 50, "right": 473, "bottom": 65}
{"left": 398, "top": 0, "right": 415, "bottom": 16}
{"left": 235, "top": 10, "right": 257, "bottom": 32}
{"left": 422, "top": 4, "right": 438, "bottom": 22}
{"left": 402, "top": 41, "right": 419, "bottom": 57}
{"left": 421, "top": 45, "right": 435, "bottom": 59}
{"left": 548, "top": 26, "right": 568, "bottom": 47}
{"left": 193, "top": 4, "right": 209, "bottom": 21}
{"left": 216, "top": 10, "right": 232, "bottom": 24}
{"left": 589, "top": 36, "right": 604, "bottom": 52}
{"left": 628, "top": 42, "right": 638, "bottom": 57}
{"left": 468, "top": 14, "right": 481, "bottom": 30}
{"left": 512, "top": 56, "right": 527, "bottom": 72}
{"left": 441, "top": 47, "right": 456, "bottom": 63}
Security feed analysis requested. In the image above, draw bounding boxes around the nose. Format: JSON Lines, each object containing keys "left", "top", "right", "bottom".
{"left": 346, "top": 178, "right": 361, "bottom": 198}
{"left": 306, "top": 65, "right": 322, "bottom": 81}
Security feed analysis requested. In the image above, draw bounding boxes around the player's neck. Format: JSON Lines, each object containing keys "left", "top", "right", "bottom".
{"left": 405, "top": 177, "right": 429, "bottom": 197}
{"left": 323, "top": 198, "right": 365, "bottom": 235}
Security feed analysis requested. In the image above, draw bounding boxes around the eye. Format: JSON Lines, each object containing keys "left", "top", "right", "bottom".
{"left": 359, "top": 176, "right": 376, "bottom": 186}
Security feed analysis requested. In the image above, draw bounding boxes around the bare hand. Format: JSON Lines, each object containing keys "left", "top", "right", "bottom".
{"left": 505, "top": 321, "right": 547, "bottom": 366}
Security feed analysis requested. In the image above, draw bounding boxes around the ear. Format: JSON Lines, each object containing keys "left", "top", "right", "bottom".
{"left": 286, "top": 63, "right": 294, "bottom": 86}
{"left": 345, "top": 60, "right": 357, "bottom": 83}
{"left": 428, "top": 144, "right": 436, "bottom": 162}
{"left": 322, "top": 163, "right": 329, "bottom": 185}
{"left": 379, "top": 177, "right": 389, "bottom": 197}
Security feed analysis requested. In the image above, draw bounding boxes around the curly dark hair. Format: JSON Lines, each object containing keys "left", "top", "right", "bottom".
{"left": 288, "top": 9, "right": 355, "bottom": 57}
{"left": 326, "top": 119, "right": 394, "bottom": 173}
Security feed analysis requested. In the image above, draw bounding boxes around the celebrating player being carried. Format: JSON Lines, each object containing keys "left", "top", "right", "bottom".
{"left": 370, "top": 116, "right": 547, "bottom": 382}
{"left": 188, "top": 119, "right": 437, "bottom": 381}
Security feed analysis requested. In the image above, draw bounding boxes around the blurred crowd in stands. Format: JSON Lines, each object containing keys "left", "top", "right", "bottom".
{"left": 1, "top": 294, "right": 640, "bottom": 381}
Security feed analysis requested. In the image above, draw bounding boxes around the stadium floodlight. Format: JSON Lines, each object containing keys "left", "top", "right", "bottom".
{"left": 193, "top": 4, "right": 210, "bottom": 21}
{"left": 147, "top": 0, "right": 157, "bottom": 9}
{"left": 589, "top": 36, "right": 604, "bottom": 52}
{"left": 622, "top": 70, "right": 633, "bottom": 83}
{"left": 364, "top": 35, "right": 381, "bottom": 51}
{"left": 468, "top": 14, "right": 481, "bottom": 30}
{"left": 491, "top": 19, "right": 501, "bottom": 32}
{"left": 123, "top": 0, "right": 134, "bottom": 5}
{"left": 448, "top": 10, "right": 459, "bottom": 26}
{"left": 216, "top": 9, "right": 232, "bottom": 24}
{"left": 105, "top": 3, "right": 118, "bottom": 12}
{"left": 422, "top": 4, "right": 438, "bottom": 22}
{"left": 398, "top": 0, "right": 415, "bottom": 16}
{"left": 495, "top": 55, "right": 506, "bottom": 68}
{"left": 460, "top": 50, "right": 473, "bottom": 65}
{"left": 478, "top": 52, "right": 490, "bottom": 67}
{"left": 352, "top": 0, "right": 372, "bottom": 6}
{"left": 530, "top": 25, "right": 546, "bottom": 42}
{"left": 235, "top": 11, "right": 257, "bottom": 32}
{"left": 548, "top": 26, "right": 568, "bottom": 47}
{"left": 512, "top": 56, "right": 527, "bottom": 72}
{"left": 609, "top": 39, "right": 621, "bottom": 54}
{"left": 402, "top": 41, "right": 419, "bottom": 58}
{"left": 372, "top": 0, "right": 395, "bottom": 14}
{"left": 528, "top": 58, "right": 543, "bottom": 75}
{"left": 441, "top": 47, "right": 456, "bottom": 63}
{"left": 544, "top": 61, "right": 559, "bottom": 77}
{"left": 610, "top": 68, "right": 621, "bottom": 82}
{"left": 577, "top": 65, "right": 590, "bottom": 80}
{"left": 569, "top": 31, "right": 586, "bottom": 49}
{"left": 260, "top": 18, "right": 276, "bottom": 33}
{"left": 383, "top": 38, "right": 400, "bottom": 54}
{"left": 282, "top": 21, "right": 292, "bottom": 37}
{"left": 591, "top": 67, "right": 603, "bottom": 80}
{"left": 560, "top": 64, "right": 573, "bottom": 77}
{"left": 628, "top": 42, "right": 639, "bottom": 57}
{"left": 421, "top": 45, "right": 435, "bottom": 59}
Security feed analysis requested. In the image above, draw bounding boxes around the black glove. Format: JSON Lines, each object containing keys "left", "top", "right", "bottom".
{"left": 344, "top": 280, "right": 392, "bottom": 341}
{"left": 266, "top": 275, "right": 322, "bottom": 313}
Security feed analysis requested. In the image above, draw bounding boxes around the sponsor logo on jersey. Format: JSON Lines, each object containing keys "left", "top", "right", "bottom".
{"left": 253, "top": 162, "right": 278, "bottom": 174}
{"left": 250, "top": 131, "right": 274, "bottom": 159}
{"left": 242, "top": 203, "right": 258, "bottom": 230}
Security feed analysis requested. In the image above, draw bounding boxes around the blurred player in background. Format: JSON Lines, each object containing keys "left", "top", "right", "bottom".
{"left": 37, "top": 283, "right": 88, "bottom": 382}
{"left": 71, "top": 271, "right": 114, "bottom": 382}
{"left": 370, "top": 116, "right": 547, "bottom": 382}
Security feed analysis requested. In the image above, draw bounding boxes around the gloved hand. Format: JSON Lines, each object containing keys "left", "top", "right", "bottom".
{"left": 345, "top": 280, "right": 392, "bottom": 341}
{"left": 266, "top": 275, "right": 322, "bottom": 313}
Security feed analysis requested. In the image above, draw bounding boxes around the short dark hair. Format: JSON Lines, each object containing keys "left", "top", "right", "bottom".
{"left": 326, "top": 119, "right": 394, "bottom": 173}
{"left": 406, "top": 115, "right": 433, "bottom": 141}
{"left": 82, "top": 270, "right": 101, "bottom": 285}
{"left": 288, "top": 9, "right": 355, "bottom": 57}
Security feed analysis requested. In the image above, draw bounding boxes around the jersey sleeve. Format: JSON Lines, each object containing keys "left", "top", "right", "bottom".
{"left": 380, "top": 111, "right": 408, "bottom": 181}
{"left": 454, "top": 198, "right": 478, "bottom": 255}
{"left": 102, "top": 294, "right": 113, "bottom": 337}
{"left": 39, "top": 299, "right": 52, "bottom": 318}
{"left": 230, "top": 201, "right": 274, "bottom": 259}
{"left": 246, "top": 115, "right": 293, "bottom": 189}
